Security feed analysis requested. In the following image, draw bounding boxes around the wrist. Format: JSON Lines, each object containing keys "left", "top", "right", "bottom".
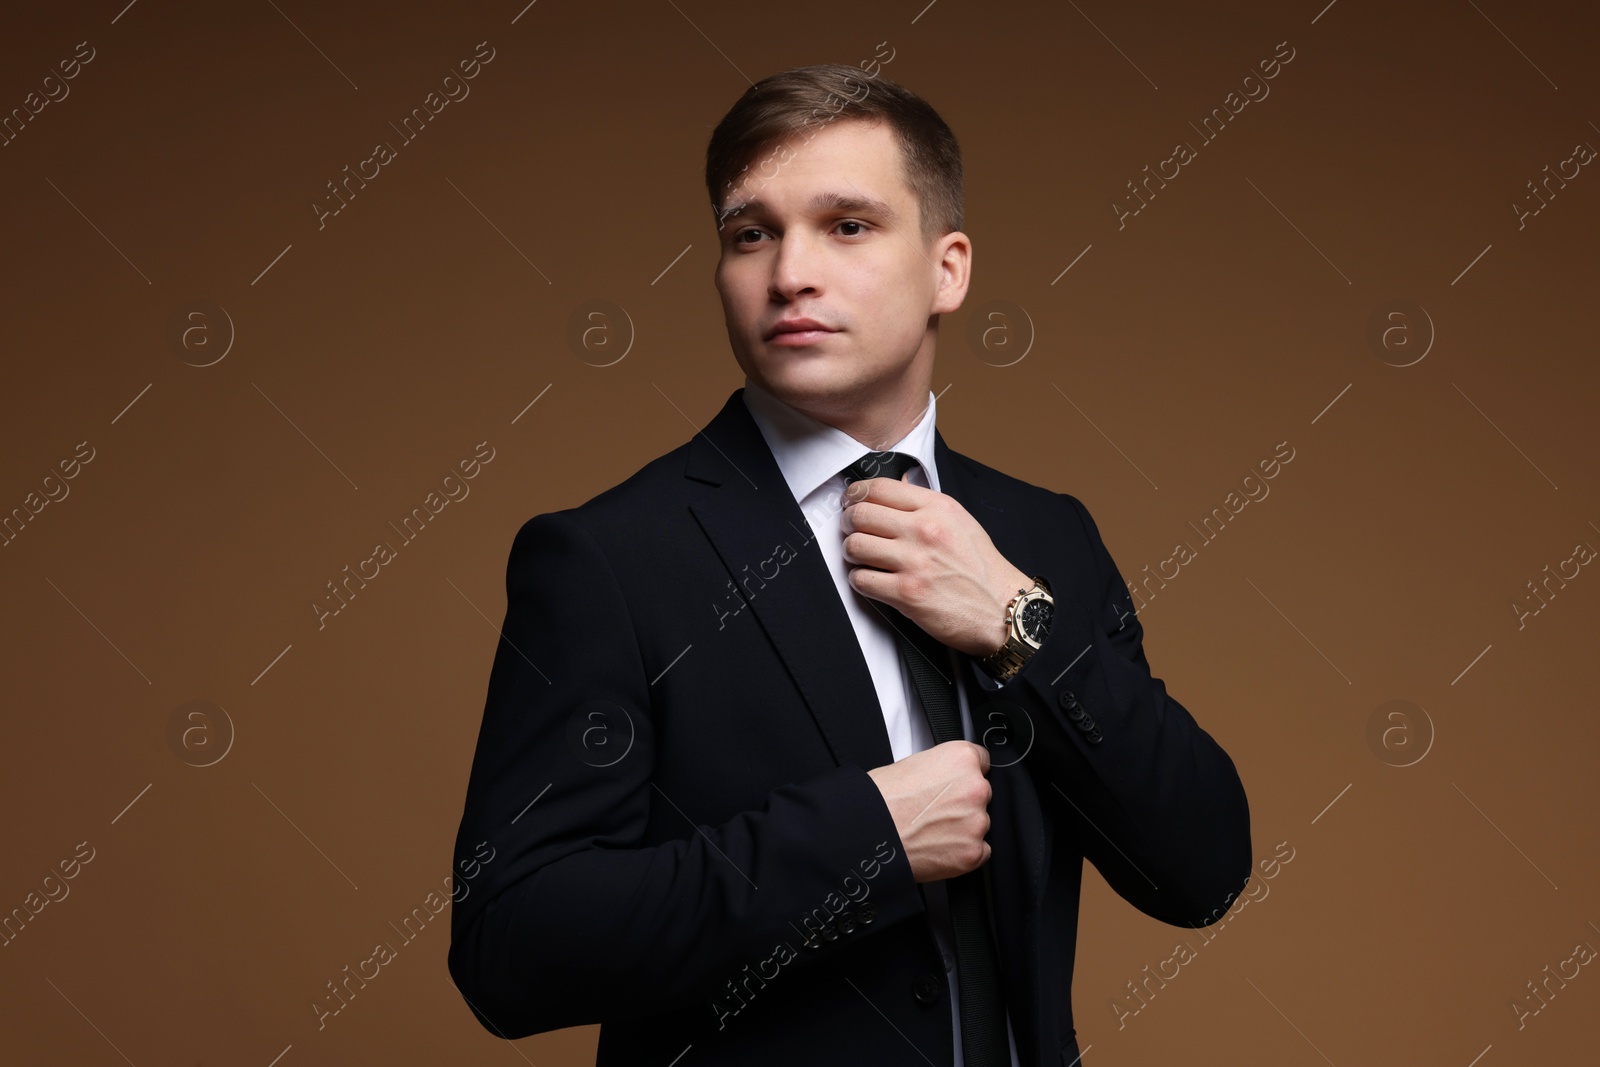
{"left": 984, "top": 567, "right": 1030, "bottom": 653}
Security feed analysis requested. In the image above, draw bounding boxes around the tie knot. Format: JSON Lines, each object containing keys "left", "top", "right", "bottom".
{"left": 841, "top": 450, "right": 918, "bottom": 486}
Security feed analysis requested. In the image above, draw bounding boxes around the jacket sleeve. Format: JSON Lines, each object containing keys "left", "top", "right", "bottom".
{"left": 447, "top": 510, "right": 925, "bottom": 1039}
{"left": 965, "top": 493, "right": 1253, "bottom": 928}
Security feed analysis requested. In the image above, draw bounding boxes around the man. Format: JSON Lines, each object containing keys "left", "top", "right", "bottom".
{"left": 448, "top": 64, "right": 1251, "bottom": 1066}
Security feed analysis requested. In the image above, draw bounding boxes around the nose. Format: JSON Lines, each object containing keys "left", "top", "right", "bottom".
{"left": 768, "top": 229, "right": 820, "bottom": 303}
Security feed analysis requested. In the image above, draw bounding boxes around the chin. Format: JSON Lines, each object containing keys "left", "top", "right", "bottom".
{"left": 753, "top": 356, "right": 849, "bottom": 395}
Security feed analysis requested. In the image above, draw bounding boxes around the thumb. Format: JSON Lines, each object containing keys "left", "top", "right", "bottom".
{"left": 972, "top": 739, "right": 991, "bottom": 775}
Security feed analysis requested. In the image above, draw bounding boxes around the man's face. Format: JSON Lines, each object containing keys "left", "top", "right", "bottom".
{"left": 713, "top": 118, "right": 969, "bottom": 436}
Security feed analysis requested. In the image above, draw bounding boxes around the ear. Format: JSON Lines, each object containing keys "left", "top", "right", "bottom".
{"left": 930, "top": 230, "right": 972, "bottom": 315}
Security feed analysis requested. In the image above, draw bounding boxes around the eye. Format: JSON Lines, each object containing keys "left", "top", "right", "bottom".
{"left": 729, "top": 220, "right": 868, "bottom": 246}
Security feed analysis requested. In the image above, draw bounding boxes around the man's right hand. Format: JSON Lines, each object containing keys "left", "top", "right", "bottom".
{"left": 866, "top": 740, "right": 993, "bottom": 883}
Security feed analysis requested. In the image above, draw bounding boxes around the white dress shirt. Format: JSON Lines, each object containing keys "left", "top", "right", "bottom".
{"left": 741, "top": 377, "right": 1022, "bottom": 1067}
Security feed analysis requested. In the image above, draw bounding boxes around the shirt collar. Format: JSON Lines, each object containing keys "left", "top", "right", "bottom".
{"left": 740, "top": 376, "right": 941, "bottom": 503}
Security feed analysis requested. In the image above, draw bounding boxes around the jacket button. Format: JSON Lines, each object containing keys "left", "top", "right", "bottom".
{"left": 1075, "top": 714, "right": 1097, "bottom": 732}
{"left": 858, "top": 902, "right": 877, "bottom": 925}
{"left": 1059, "top": 689, "right": 1079, "bottom": 711}
{"left": 912, "top": 973, "right": 942, "bottom": 1004}
{"left": 1085, "top": 726, "right": 1103, "bottom": 745}
{"left": 838, "top": 913, "right": 857, "bottom": 935}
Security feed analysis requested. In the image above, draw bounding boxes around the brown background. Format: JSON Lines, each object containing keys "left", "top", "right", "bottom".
{"left": 2, "top": 0, "right": 1597, "bottom": 1063}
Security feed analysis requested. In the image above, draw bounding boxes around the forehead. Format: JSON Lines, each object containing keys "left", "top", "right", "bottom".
{"left": 717, "top": 119, "right": 911, "bottom": 220}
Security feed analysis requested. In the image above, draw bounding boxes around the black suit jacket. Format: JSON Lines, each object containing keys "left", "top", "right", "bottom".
{"left": 448, "top": 387, "right": 1252, "bottom": 1066}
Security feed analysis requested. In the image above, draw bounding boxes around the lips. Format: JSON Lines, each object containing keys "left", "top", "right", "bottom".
{"left": 766, "top": 319, "right": 838, "bottom": 348}
{"left": 766, "top": 318, "right": 836, "bottom": 340}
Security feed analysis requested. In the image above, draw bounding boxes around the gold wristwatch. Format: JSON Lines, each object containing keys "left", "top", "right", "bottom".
{"left": 981, "top": 576, "right": 1054, "bottom": 682}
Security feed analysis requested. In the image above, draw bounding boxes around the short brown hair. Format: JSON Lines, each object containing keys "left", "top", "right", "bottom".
{"left": 705, "top": 63, "right": 963, "bottom": 247}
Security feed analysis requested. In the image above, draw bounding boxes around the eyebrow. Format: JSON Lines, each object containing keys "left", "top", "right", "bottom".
{"left": 719, "top": 190, "right": 898, "bottom": 225}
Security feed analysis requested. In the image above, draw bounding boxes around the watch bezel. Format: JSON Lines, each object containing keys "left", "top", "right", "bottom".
{"left": 1015, "top": 592, "right": 1054, "bottom": 649}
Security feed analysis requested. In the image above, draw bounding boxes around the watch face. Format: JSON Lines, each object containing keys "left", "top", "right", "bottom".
{"left": 1019, "top": 597, "right": 1053, "bottom": 644}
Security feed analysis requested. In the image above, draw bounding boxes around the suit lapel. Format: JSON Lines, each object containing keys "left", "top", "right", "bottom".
{"left": 685, "top": 389, "right": 897, "bottom": 772}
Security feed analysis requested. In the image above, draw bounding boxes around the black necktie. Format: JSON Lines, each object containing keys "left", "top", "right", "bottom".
{"left": 841, "top": 450, "right": 1010, "bottom": 1067}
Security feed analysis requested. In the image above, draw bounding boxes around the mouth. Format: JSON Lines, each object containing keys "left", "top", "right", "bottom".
{"left": 765, "top": 319, "right": 838, "bottom": 345}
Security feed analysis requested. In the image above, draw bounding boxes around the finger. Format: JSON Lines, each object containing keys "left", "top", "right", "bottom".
{"left": 874, "top": 476, "right": 931, "bottom": 511}
{"left": 848, "top": 475, "right": 932, "bottom": 513}
{"left": 846, "top": 564, "right": 901, "bottom": 608}
{"left": 839, "top": 496, "right": 867, "bottom": 533}
{"left": 841, "top": 499, "right": 917, "bottom": 542}
{"left": 843, "top": 474, "right": 910, "bottom": 504}
{"left": 972, "top": 740, "right": 991, "bottom": 775}
{"left": 841, "top": 532, "right": 899, "bottom": 572}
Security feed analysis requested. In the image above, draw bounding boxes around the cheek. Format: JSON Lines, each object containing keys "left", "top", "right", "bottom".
{"left": 714, "top": 276, "right": 753, "bottom": 330}
{"left": 847, "top": 258, "right": 925, "bottom": 321}
{"left": 871, "top": 277, "right": 934, "bottom": 344}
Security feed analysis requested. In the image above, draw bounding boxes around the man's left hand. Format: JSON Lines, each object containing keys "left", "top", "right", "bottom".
{"left": 841, "top": 474, "right": 1031, "bottom": 657}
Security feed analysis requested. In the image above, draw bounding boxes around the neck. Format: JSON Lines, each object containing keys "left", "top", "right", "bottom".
{"left": 833, "top": 390, "right": 931, "bottom": 451}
